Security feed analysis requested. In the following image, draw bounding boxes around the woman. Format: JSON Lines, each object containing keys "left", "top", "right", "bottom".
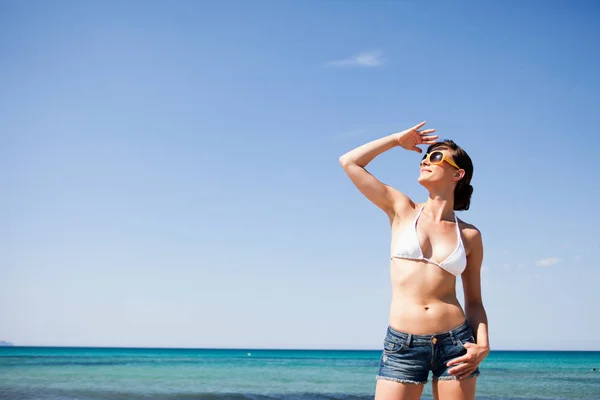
{"left": 339, "top": 122, "right": 490, "bottom": 400}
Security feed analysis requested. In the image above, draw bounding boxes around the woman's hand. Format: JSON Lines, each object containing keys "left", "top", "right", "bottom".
{"left": 447, "top": 343, "right": 490, "bottom": 379}
{"left": 392, "top": 121, "right": 438, "bottom": 153}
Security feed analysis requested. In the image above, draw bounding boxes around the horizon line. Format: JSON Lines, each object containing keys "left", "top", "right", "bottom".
{"left": 1, "top": 345, "right": 598, "bottom": 352}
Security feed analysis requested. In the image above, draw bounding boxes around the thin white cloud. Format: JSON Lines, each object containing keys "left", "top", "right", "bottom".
{"left": 326, "top": 51, "right": 384, "bottom": 67}
{"left": 535, "top": 257, "right": 560, "bottom": 267}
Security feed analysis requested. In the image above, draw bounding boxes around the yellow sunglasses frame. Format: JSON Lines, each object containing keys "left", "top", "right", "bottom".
{"left": 422, "top": 151, "right": 460, "bottom": 169}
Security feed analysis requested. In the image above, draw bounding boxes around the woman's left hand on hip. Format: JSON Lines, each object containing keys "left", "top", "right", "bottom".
{"left": 447, "top": 343, "right": 490, "bottom": 379}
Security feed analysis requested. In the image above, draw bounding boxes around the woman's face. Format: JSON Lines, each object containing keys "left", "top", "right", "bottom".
{"left": 417, "top": 147, "right": 463, "bottom": 186}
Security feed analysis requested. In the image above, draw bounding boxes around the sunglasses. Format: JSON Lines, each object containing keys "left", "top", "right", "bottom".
{"left": 421, "top": 151, "right": 460, "bottom": 169}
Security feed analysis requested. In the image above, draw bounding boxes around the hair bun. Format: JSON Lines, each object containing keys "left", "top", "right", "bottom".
{"left": 454, "top": 182, "right": 473, "bottom": 211}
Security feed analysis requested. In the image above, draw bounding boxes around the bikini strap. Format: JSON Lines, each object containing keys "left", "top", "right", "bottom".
{"left": 453, "top": 213, "right": 462, "bottom": 240}
{"left": 415, "top": 204, "right": 425, "bottom": 220}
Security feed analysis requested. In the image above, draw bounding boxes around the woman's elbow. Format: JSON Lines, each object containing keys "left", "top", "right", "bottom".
{"left": 339, "top": 155, "right": 348, "bottom": 168}
{"left": 339, "top": 154, "right": 354, "bottom": 169}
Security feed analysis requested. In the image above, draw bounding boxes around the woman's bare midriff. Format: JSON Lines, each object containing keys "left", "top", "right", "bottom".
{"left": 388, "top": 258, "right": 467, "bottom": 335}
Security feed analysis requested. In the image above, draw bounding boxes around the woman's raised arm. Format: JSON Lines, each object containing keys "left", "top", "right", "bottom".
{"left": 338, "top": 121, "right": 438, "bottom": 222}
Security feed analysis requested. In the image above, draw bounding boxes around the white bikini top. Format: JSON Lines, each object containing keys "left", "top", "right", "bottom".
{"left": 391, "top": 205, "right": 467, "bottom": 276}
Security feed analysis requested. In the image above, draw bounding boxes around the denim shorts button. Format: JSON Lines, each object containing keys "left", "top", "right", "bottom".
{"left": 432, "top": 337, "right": 437, "bottom": 344}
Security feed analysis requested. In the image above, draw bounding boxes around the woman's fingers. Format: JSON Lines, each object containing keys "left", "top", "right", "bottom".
{"left": 458, "top": 368, "right": 477, "bottom": 379}
{"left": 449, "top": 363, "right": 471, "bottom": 376}
{"left": 421, "top": 135, "right": 439, "bottom": 144}
{"left": 412, "top": 121, "right": 427, "bottom": 131}
{"left": 402, "top": 123, "right": 436, "bottom": 152}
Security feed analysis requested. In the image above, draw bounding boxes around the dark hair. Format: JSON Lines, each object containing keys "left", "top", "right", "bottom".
{"left": 426, "top": 139, "right": 474, "bottom": 211}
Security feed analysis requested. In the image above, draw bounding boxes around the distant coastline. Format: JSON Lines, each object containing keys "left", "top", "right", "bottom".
{"left": 0, "top": 341, "right": 14, "bottom": 346}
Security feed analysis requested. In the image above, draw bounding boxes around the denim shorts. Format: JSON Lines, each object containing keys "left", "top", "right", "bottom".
{"left": 376, "top": 319, "right": 480, "bottom": 385}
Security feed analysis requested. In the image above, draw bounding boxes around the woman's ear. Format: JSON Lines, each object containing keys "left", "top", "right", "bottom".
{"left": 453, "top": 169, "right": 466, "bottom": 182}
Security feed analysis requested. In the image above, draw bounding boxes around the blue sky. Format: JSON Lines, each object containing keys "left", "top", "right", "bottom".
{"left": 1, "top": 1, "right": 599, "bottom": 351}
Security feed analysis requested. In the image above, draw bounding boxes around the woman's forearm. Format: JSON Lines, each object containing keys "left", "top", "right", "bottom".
{"left": 466, "top": 303, "right": 490, "bottom": 351}
{"left": 339, "top": 134, "right": 399, "bottom": 168}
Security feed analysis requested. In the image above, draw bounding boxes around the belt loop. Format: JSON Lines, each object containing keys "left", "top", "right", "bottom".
{"left": 406, "top": 333, "right": 412, "bottom": 348}
{"left": 449, "top": 330, "right": 456, "bottom": 346}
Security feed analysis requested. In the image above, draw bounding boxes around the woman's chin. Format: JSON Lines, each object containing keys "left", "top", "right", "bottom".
{"left": 417, "top": 174, "right": 432, "bottom": 184}
{"left": 418, "top": 174, "right": 443, "bottom": 187}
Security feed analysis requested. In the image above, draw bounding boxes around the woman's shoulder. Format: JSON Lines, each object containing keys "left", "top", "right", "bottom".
{"left": 456, "top": 217, "right": 482, "bottom": 242}
{"left": 456, "top": 218, "right": 483, "bottom": 257}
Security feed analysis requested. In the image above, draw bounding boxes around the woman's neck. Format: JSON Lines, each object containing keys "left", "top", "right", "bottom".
{"left": 423, "top": 194, "right": 455, "bottom": 223}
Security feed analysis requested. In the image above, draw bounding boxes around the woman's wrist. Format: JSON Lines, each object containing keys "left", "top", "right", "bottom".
{"left": 391, "top": 132, "right": 402, "bottom": 147}
{"left": 477, "top": 344, "right": 491, "bottom": 353}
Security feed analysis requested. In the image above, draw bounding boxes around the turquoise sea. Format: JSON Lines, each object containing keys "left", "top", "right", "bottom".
{"left": 1, "top": 347, "right": 599, "bottom": 400}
